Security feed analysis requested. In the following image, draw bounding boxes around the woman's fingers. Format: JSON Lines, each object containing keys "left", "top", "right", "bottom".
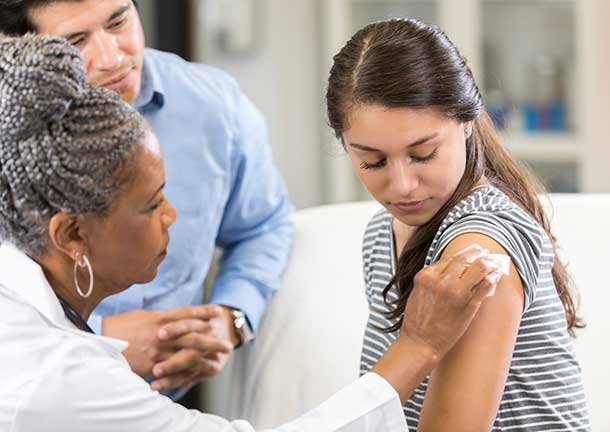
{"left": 458, "top": 256, "right": 502, "bottom": 288}
{"left": 152, "top": 348, "right": 200, "bottom": 378}
{"left": 150, "top": 352, "right": 224, "bottom": 392}
{"left": 152, "top": 336, "right": 231, "bottom": 379}
{"left": 435, "top": 243, "right": 488, "bottom": 278}
{"left": 402, "top": 245, "right": 508, "bottom": 360}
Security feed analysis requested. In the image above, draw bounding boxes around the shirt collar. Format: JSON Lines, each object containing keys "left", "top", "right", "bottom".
{"left": 0, "top": 243, "right": 70, "bottom": 328}
{"left": 133, "top": 53, "right": 166, "bottom": 110}
{"left": 0, "top": 243, "right": 128, "bottom": 352}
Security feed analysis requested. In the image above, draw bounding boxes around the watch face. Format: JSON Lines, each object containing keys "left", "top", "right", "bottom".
{"left": 231, "top": 309, "right": 254, "bottom": 345}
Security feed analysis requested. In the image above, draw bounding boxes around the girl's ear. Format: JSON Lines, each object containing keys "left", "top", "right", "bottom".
{"left": 464, "top": 121, "right": 474, "bottom": 139}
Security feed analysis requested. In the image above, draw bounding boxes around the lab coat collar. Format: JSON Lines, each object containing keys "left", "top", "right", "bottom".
{"left": 0, "top": 243, "right": 128, "bottom": 353}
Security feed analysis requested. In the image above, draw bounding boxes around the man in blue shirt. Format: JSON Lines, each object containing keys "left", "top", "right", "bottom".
{"left": 0, "top": 0, "right": 293, "bottom": 398}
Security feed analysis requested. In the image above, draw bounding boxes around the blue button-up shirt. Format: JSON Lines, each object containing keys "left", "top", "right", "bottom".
{"left": 88, "top": 48, "right": 293, "bottom": 337}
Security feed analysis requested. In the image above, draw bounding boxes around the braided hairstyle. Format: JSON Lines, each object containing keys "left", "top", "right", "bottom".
{"left": 0, "top": 34, "right": 146, "bottom": 256}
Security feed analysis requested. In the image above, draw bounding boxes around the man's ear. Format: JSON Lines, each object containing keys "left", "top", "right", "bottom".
{"left": 47, "top": 213, "right": 87, "bottom": 261}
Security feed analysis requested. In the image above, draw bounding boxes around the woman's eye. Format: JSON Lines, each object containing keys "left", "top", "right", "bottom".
{"left": 148, "top": 198, "right": 165, "bottom": 212}
{"left": 411, "top": 148, "right": 438, "bottom": 163}
{"left": 360, "top": 159, "right": 387, "bottom": 170}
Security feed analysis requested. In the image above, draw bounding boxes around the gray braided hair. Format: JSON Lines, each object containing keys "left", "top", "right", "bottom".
{"left": 0, "top": 34, "right": 146, "bottom": 256}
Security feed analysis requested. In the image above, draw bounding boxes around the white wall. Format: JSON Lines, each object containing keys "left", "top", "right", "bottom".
{"left": 579, "top": 0, "right": 610, "bottom": 193}
{"left": 191, "top": 0, "right": 325, "bottom": 209}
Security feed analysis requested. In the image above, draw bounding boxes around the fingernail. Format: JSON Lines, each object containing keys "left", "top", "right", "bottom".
{"left": 151, "top": 382, "right": 161, "bottom": 391}
{"left": 159, "top": 329, "right": 168, "bottom": 340}
{"left": 153, "top": 366, "right": 163, "bottom": 377}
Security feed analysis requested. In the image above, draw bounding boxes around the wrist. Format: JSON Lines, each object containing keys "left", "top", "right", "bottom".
{"left": 397, "top": 333, "right": 440, "bottom": 370}
{"left": 218, "top": 306, "right": 242, "bottom": 348}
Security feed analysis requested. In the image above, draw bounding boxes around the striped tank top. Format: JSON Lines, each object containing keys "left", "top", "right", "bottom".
{"left": 360, "top": 186, "right": 590, "bottom": 431}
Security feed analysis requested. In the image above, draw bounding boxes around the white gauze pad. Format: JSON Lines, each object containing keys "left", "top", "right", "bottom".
{"left": 484, "top": 253, "right": 511, "bottom": 296}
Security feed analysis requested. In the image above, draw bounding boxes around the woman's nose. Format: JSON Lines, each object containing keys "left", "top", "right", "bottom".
{"left": 388, "top": 160, "right": 419, "bottom": 197}
{"left": 162, "top": 200, "right": 177, "bottom": 229}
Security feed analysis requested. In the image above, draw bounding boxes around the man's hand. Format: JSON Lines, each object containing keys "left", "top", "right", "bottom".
{"left": 101, "top": 305, "right": 234, "bottom": 383}
{"left": 149, "top": 305, "right": 240, "bottom": 391}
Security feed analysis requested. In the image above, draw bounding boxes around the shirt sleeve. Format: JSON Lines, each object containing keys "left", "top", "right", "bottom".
{"left": 430, "top": 209, "right": 554, "bottom": 313}
{"left": 272, "top": 373, "right": 408, "bottom": 432}
{"left": 14, "top": 336, "right": 406, "bottom": 432}
{"left": 14, "top": 339, "right": 234, "bottom": 432}
{"left": 208, "top": 79, "right": 294, "bottom": 332}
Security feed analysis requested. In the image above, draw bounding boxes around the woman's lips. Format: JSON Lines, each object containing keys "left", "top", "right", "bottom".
{"left": 393, "top": 199, "right": 426, "bottom": 212}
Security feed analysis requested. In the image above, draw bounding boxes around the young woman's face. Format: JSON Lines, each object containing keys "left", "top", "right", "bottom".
{"left": 83, "top": 130, "right": 177, "bottom": 295}
{"left": 343, "top": 105, "right": 471, "bottom": 228}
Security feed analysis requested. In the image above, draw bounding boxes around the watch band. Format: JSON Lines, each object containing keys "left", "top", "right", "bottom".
{"left": 231, "top": 308, "right": 254, "bottom": 347}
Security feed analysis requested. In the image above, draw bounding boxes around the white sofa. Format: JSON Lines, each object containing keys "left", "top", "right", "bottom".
{"left": 203, "top": 195, "right": 610, "bottom": 431}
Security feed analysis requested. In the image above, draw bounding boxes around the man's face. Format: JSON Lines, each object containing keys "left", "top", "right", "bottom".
{"left": 31, "top": 0, "right": 145, "bottom": 103}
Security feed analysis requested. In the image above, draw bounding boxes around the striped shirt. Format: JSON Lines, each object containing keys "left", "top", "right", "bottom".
{"left": 360, "top": 186, "right": 590, "bottom": 431}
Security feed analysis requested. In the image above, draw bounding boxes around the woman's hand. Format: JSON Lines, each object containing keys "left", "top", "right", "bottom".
{"left": 372, "top": 244, "right": 505, "bottom": 403}
{"left": 401, "top": 244, "right": 504, "bottom": 360}
{"left": 102, "top": 305, "right": 234, "bottom": 385}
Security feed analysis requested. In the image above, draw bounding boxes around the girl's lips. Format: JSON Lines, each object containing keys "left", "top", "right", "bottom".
{"left": 394, "top": 200, "right": 426, "bottom": 211}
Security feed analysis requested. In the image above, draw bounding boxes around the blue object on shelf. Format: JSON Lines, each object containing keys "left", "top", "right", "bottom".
{"left": 524, "top": 104, "right": 538, "bottom": 131}
{"left": 522, "top": 102, "right": 566, "bottom": 132}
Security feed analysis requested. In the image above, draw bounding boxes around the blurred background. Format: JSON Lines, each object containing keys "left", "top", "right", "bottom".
{"left": 138, "top": 0, "right": 610, "bottom": 209}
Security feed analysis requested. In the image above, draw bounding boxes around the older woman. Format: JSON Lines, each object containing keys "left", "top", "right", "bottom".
{"left": 0, "top": 35, "right": 504, "bottom": 431}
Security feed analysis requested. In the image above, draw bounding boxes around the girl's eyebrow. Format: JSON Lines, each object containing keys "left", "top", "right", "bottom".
{"left": 348, "top": 132, "right": 439, "bottom": 151}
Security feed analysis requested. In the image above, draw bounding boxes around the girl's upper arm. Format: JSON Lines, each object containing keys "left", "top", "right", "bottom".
{"left": 416, "top": 232, "right": 525, "bottom": 431}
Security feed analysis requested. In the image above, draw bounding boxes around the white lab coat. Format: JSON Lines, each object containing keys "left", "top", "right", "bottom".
{"left": 0, "top": 243, "right": 408, "bottom": 431}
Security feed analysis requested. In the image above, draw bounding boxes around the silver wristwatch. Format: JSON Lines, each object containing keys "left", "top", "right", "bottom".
{"left": 231, "top": 308, "right": 254, "bottom": 347}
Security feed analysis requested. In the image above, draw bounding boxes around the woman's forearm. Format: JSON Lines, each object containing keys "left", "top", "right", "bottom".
{"left": 372, "top": 335, "right": 439, "bottom": 404}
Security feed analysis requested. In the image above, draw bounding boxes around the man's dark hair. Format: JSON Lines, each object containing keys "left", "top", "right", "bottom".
{"left": 0, "top": 0, "right": 138, "bottom": 36}
{"left": 0, "top": 0, "right": 38, "bottom": 36}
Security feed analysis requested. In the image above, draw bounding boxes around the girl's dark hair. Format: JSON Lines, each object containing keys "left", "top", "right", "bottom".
{"left": 326, "top": 18, "right": 583, "bottom": 335}
{"left": 0, "top": 0, "right": 139, "bottom": 36}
